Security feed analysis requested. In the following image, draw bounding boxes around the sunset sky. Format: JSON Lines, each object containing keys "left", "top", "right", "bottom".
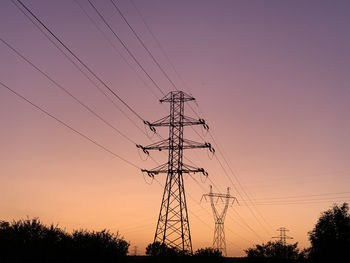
{"left": 1, "top": 0, "right": 350, "bottom": 257}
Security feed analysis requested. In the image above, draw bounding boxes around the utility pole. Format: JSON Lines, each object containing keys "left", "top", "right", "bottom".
{"left": 272, "top": 227, "right": 293, "bottom": 245}
{"left": 201, "top": 185, "right": 237, "bottom": 256}
{"left": 138, "top": 91, "right": 214, "bottom": 253}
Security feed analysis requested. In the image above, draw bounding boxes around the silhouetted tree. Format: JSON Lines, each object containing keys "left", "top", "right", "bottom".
{"left": 308, "top": 202, "right": 350, "bottom": 262}
{"left": 71, "top": 229, "right": 129, "bottom": 261}
{"left": 194, "top": 247, "right": 222, "bottom": 257}
{"left": 194, "top": 247, "right": 223, "bottom": 262}
{"left": 0, "top": 217, "right": 70, "bottom": 262}
{"left": 145, "top": 241, "right": 182, "bottom": 257}
{"left": 245, "top": 241, "right": 303, "bottom": 262}
{"left": 0, "top": 217, "right": 129, "bottom": 262}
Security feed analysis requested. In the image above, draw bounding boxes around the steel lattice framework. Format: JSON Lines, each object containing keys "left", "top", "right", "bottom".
{"left": 201, "top": 185, "right": 237, "bottom": 256}
{"left": 272, "top": 227, "right": 293, "bottom": 245}
{"left": 138, "top": 91, "right": 214, "bottom": 253}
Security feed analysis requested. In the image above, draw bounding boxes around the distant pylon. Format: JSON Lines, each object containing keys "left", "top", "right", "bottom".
{"left": 272, "top": 227, "right": 293, "bottom": 245}
{"left": 201, "top": 185, "right": 237, "bottom": 256}
{"left": 138, "top": 91, "right": 214, "bottom": 253}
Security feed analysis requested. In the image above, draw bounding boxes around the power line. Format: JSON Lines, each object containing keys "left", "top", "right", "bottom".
{"left": 0, "top": 81, "right": 140, "bottom": 170}
{"left": 244, "top": 196, "right": 350, "bottom": 206}
{"left": 13, "top": 0, "right": 271, "bottom": 245}
{"left": 73, "top": 0, "right": 162, "bottom": 103}
{"left": 251, "top": 200, "right": 350, "bottom": 206}
{"left": 189, "top": 170, "right": 265, "bottom": 241}
{"left": 184, "top": 106, "right": 274, "bottom": 238}
{"left": 114, "top": 0, "right": 275, "bottom": 236}
{"left": 176, "top": 90, "right": 266, "bottom": 233}
{"left": 126, "top": 0, "right": 273, "bottom": 236}
{"left": 1, "top": 26, "right": 160, "bottom": 169}
{"left": 14, "top": 0, "right": 145, "bottom": 123}
{"left": 87, "top": 0, "right": 166, "bottom": 96}
{"left": 188, "top": 105, "right": 275, "bottom": 235}
{"left": 247, "top": 191, "right": 350, "bottom": 201}
{"left": 14, "top": 2, "right": 194, "bottom": 175}
{"left": 129, "top": 0, "right": 193, "bottom": 95}
{"left": 212, "top": 151, "right": 272, "bottom": 236}
{"left": 184, "top": 167, "right": 261, "bottom": 243}
{"left": 84, "top": 1, "right": 217, "bottom": 191}
{"left": 1, "top": 35, "right": 161, "bottom": 172}
{"left": 228, "top": 210, "right": 264, "bottom": 241}
{"left": 110, "top": 0, "right": 179, "bottom": 92}
{"left": 116, "top": 0, "right": 230, "bottom": 200}
{"left": 0, "top": 37, "right": 137, "bottom": 146}
{"left": 153, "top": 178, "right": 246, "bottom": 251}
{"left": 12, "top": 0, "right": 154, "bottom": 144}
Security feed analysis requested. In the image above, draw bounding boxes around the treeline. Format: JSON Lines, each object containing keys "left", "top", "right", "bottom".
{"left": 0, "top": 218, "right": 129, "bottom": 262}
{"left": 1, "top": 203, "right": 349, "bottom": 262}
{"left": 243, "top": 202, "right": 350, "bottom": 263}
{"left": 0, "top": 218, "right": 223, "bottom": 263}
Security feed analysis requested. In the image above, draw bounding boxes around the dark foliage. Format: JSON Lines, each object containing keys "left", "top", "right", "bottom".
{"left": 194, "top": 247, "right": 222, "bottom": 257}
{"left": 0, "top": 217, "right": 129, "bottom": 262}
{"left": 245, "top": 241, "right": 306, "bottom": 263}
{"left": 194, "top": 247, "right": 223, "bottom": 263}
{"left": 145, "top": 241, "right": 188, "bottom": 257}
{"left": 145, "top": 241, "right": 197, "bottom": 263}
{"left": 308, "top": 202, "right": 350, "bottom": 262}
{"left": 145, "top": 242, "right": 226, "bottom": 263}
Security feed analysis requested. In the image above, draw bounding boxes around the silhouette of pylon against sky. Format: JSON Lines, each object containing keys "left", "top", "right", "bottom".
{"left": 138, "top": 91, "right": 214, "bottom": 253}
{"left": 201, "top": 185, "right": 237, "bottom": 256}
{"left": 272, "top": 227, "right": 293, "bottom": 245}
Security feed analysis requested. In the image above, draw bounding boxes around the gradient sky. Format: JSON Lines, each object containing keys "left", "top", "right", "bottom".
{"left": 1, "top": 0, "right": 350, "bottom": 257}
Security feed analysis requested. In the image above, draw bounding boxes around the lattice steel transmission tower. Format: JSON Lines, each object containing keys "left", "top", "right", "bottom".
{"left": 138, "top": 91, "right": 214, "bottom": 253}
{"left": 272, "top": 227, "right": 293, "bottom": 245}
{"left": 201, "top": 185, "right": 237, "bottom": 256}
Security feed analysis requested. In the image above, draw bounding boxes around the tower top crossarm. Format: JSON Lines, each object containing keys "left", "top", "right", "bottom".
{"left": 160, "top": 91, "right": 195, "bottom": 103}
{"left": 143, "top": 91, "right": 209, "bottom": 130}
{"left": 201, "top": 185, "right": 237, "bottom": 204}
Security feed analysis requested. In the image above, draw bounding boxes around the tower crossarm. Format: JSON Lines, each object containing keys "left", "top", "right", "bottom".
{"left": 136, "top": 139, "right": 169, "bottom": 153}
{"left": 142, "top": 162, "right": 208, "bottom": 178}
{"left": 182, "top": 139, "right": 214, "bottom": 151}
{"left": 137, "top": 139, "right": 214, "bottom": 153}
{"left": 202, "top": 187, "right": 237, "bottom": 220}
{"left": 203, "top": 193, "right": 237, "bottom": 199}
{"left": 144, "top": 115, "right": 209, "bottom": 129}
{"left": 201, "top": 194, "right": 237, "bottom": 206}
{"left": 159, "top": 91, "right": 195, "bottom": 103}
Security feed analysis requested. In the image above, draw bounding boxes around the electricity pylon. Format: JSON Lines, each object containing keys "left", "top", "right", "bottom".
{"left": 201, "top": 185, "right": 237, "bottom": 256}
{"left": 272, "top": 227, "right": 293, "bottom": 245}
{"left": 138, "top": 91, "right": 214, "bottom": 253}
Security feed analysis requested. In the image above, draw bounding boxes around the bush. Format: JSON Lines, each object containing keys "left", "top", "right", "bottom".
{"left": 194, "top": 247, "right": 222, "bottom": 257}
{"left": 145, "top": 241, "right": 183, "bottom": 257}
{"left": 194, "top": 247, "right": 223, "bottom": 263}
{"left": 71, "top": 229, "right": 129, "bottom": 261}
{"left": 245, "top": 241, "right": 304, "bottom": 263}
{"left": 0, "top": 218, "right": 70, "bottom": 262}
{"left": 0, "top": 217, "right": 129, "bottom": 262}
